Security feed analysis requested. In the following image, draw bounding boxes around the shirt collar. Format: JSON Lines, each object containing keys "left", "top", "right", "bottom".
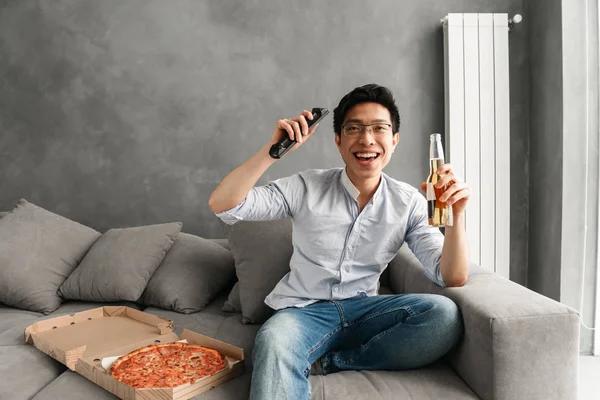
{"left": 341, "top": 168, "right": 361, "bottom": 200}
{"left": 340, "top": 168, "right": 385, "bottom": 204}
{"left": 373, "top": 173, "right": 385, "bottom": 203}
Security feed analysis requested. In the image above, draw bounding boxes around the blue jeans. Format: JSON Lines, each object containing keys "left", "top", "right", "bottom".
{"left": 249, "top": 293, "right": 463, "bottom": 400}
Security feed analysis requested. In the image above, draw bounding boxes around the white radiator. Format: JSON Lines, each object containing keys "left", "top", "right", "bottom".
{"left": 442, "top": 13, "right": 510, "bottom": 278}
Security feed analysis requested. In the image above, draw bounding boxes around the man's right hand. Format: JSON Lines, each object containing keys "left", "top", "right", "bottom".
{"left": 209, "top": 109, "right": 321, "bottom": 214}
{"left": 269, "top": 110, "right": 321, "bottom": 152}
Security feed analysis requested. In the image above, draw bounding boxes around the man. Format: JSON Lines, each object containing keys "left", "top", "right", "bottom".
{"left": 208, "top": 84, "right": 470, "bottom": 400}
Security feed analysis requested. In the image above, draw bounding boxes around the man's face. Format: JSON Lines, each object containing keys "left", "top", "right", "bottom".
{"left": 335, "top": 102, "right": 399, "bottom": 182}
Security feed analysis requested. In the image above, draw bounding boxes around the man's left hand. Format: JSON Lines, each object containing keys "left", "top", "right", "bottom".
{"left": 420, "top": 164, "right": 470, "bottom": 217}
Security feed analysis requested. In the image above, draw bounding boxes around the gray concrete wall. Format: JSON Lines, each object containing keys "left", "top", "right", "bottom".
{"left": 0, "top": 1, "right": 528, "bottom": 276}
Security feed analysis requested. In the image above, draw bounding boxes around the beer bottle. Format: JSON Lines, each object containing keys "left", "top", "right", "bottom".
{"left": 426, "top": 133, "right": 453, "bottom": 227}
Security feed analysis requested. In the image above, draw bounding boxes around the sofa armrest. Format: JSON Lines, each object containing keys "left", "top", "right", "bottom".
{"left": 388, "top": 245, "right": 580, "bottom": 400}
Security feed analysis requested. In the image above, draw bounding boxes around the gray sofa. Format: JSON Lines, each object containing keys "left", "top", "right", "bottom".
{"left": 0, "top": 202, "right": 580, "bottom": 400}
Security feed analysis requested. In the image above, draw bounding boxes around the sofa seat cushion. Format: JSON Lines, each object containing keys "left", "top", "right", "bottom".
{"left": 31, "top": 370, "right": 118, "bottom": 400}
{"left": 143, "top": 293, "right": 261, "bottom": 370}
{"left": 0, "top": 305, "right": 42, "bottom": 346}
{"left": 0, "top": 345, "right": 66, "bottom": 400}
{"left": 26, "top": 350, "right": 477, "bottom": 400}
{"left": 308, "top": 362, "right": 479, "bottom": 400}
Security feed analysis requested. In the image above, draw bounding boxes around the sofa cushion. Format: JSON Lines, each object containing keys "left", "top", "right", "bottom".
{"left": 59, "top": 222, "right": 182, "bottom": 302}
{"left": 140, "top": 233, "right": 236, "bottom": 314}
{"left": 224, "top": 219, "right": 293, "bottom": 324}
{"left": 0, "top": 345, "right": 66, "bottom": 400}
{"left": 0, "top": 199, "right": 101, "bottom": 314}
{"left": 0, "top": 211, "right": 7, "bottom": 218}
{"left": 308, "top": 362, "right": 479, "bottom": 400}
{"left": 222, "top": 282, "right": 241, "bottom": 313}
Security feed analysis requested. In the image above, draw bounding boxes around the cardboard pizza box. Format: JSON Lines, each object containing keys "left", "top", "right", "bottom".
{"left": 24, "top": 306, "right": 245, "bottom": 400}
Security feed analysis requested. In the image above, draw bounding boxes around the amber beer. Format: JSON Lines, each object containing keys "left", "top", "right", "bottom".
{"left": 426, "top": 133, "right": 453, "bottom": 227}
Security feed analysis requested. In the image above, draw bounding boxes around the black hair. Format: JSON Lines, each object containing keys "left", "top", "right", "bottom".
{"left": 333, "top": 84, "right": 401, "bottom": 135}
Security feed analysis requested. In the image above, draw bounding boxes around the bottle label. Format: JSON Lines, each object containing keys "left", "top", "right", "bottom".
{"left": 426, "top": 182, "right": 436, "bottom": 218}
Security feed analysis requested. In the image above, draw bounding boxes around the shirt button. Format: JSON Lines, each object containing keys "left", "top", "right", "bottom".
{"left": 333, "top": 287, "right": 339, "bottom": 292}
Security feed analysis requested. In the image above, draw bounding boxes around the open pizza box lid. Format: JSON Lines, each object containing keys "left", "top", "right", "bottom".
{"left": 24, "top": 306, "right": 245, "bottom": 400}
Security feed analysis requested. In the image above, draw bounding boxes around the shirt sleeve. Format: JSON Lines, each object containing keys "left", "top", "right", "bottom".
{"left": 215, "top": 173, "right": 306, "bottom": 225}
{"left": 404, "top": 191, "right": 447, "bottom": 287}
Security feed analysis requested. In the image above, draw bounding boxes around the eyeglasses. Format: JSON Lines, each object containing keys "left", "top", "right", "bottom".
{"left": 341, "top": 123, "right": 393, "bottom": 136}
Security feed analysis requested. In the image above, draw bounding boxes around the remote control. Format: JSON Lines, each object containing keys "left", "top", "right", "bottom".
{"left": 269, "top": 108, "right": 330, "bottom": 159}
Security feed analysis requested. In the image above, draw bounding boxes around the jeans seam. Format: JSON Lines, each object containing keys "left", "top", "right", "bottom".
{"left": 305, "top": 301, "right": 346, "bottom": 362}
{"left": 304, "top": 301, "right": 346, "bottom": 377}
{"left": 304, "top": 325, "right": 342, "bottom": 377}
{"left": 332, "top": 301, "right": 347, "bottom": 326}
{"left": 306, "top": 325, "right": 342, "bottom": 360}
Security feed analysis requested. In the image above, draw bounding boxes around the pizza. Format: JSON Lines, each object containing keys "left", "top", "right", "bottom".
{"left": 109, "top": 342, "right": 227, "bottom": 389}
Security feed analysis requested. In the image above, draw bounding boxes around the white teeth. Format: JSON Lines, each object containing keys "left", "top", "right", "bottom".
{"left": 355, "top": 153, "right": 378, "bottom": 158}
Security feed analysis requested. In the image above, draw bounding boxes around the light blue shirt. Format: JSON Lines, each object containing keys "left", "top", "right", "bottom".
{"left": 216, "top": 168, "right": 446, "bottom": 310}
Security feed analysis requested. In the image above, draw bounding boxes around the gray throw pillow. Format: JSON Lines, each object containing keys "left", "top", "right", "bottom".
{"left": 222, "top": 282, "right": 241, "bottom": 313}
{"left": 59, "top": 222, "right": 182, "bottom": 302}
{"left": 0, "top": 199, "right": 101, "bottom": 314}
{"left": 225, "top": 219, "right": 293, "bottom": 324}
{"left": 140, "top": 233, "right": 235, "bottom": 314}
{"left": 0, "top": 211, "right": 7, "bottom": 218}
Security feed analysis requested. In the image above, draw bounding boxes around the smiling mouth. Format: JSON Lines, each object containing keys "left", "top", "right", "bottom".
{"left": 353, "top": 152, "right": 380, "bottom": 160}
